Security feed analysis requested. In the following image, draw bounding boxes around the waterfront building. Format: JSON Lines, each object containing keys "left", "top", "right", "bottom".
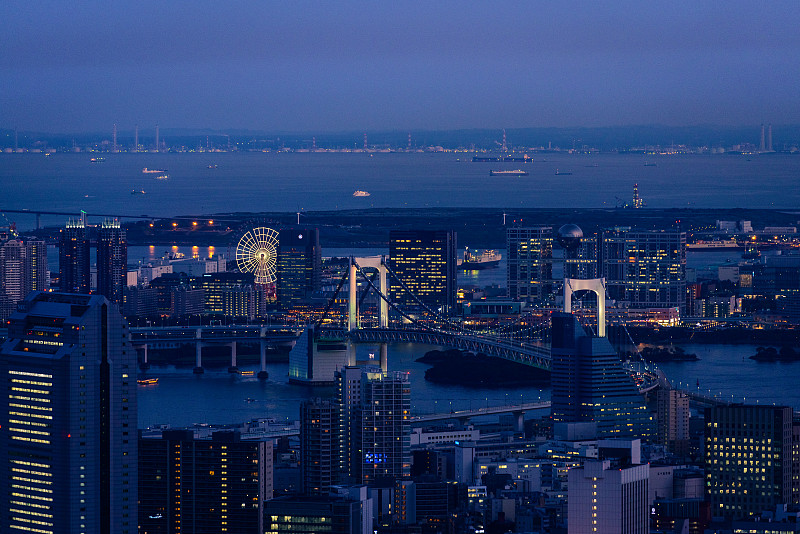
{"left": 122, "top": 286, "right": 159, "bottom": 319}
{"left": 301, "top": 397, "right": 339, "bottom": 495}
{"left": 96, "top": 219, "right": 127, "bottom": 305}
{"left": 193, "top": 272, "right": 256, "bottom": 318}
{"left": 568, "top": 452, "right": 649, "bottom": 533}
{"left": 550, "top": 313, "right": 652, "bottom": 439}
{"left": 0, "top": 237, "right": 48, "bottom": 320}
{"left": 289, "top": 326, "right": 348, "bottom": 385}
{"left": 277, "top": 228, "right": 322, "bottom": 310}
{"left": 58, "top": 219, "right": 91, "bottom": 293}
{"left": 0, "top": 292, "right": 137, "bottom": 534}
{"left": 600, "top": 227, "right": 686, "bottom": 313}
{"left": 388, "top": 229, "right": 457, "bottom": 315}
{"left": 705, "top": 404, "right": 793, "bottom": 519}
{"left": 656, "top": 389, "right": 690, "bottom": 456}
{"left": 138, "top": 429, "right": 272, "bottom": 534}
{"left": 506, "top": 226, "right": 554, "bottom": 305}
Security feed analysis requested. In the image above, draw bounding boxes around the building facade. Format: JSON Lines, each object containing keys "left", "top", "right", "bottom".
{"left": 97, "top": 219, "right": 127, "bottom": 305}
{"left": 705, "top": 404, "right": 793, "bottom": 519}
{"left": 277, "top": 227, "right": 322, "bottom": 311}
{"left": 138, "top": 429, "right": 272, "bottom": 534}
{"left": 507, "top": 226, "right": 554, "bottom": 304}
{"left": 301, "top": 397, "right": 339, "bottom": 495}
{"left": 58, "top": 220, "right": 91, "bottom": 294}
{"left": 0, "top": 292, "right": 137, "bottom": 534}
{"left": 550, "top": 313, "right": 652, "bottom": 439}
{"left": 657, "top": 389, "right": 690, "bottom": 455}
{"left": 389, "top": 230, "right": 457, "bottom": 315}
{"left": 0, "top": 237, "right": 48, "bottom": 320}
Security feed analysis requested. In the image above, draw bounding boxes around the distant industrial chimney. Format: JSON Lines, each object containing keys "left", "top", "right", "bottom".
{"left": 767, "top": 124, "right": 773, "bottom": 152}
{"left": 759, "top": 124, "right": 766, "bottom": 152}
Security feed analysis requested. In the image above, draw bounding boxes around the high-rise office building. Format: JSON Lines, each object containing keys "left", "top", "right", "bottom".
{"left": 705, "top": 404, "right": 793, "bottom": 519}
{"left": 193, "top": 272, "right": 257, "bottom": 318}
{"left": 301, "top": 397, "right": 339, "bottom": 495}
{"left": 0, "top": 237, "right": 48, "bottom": 320}
{"left": 506, "top": 226, "right": 554, "bottom": 304}
{"left": 336, "top": 367, "right": 411, "bottom": 485}
{"left": 139, "top": 429, "right": 272, "bottom": 534}
{"left": 97, "top": 219, "right": 127, "bottom": 305}
{"left": 550, "top": 313, "right": 652, "bottom": 439}
{"left": 600, "top": 228, "right": 686, "bottom": 313}
{"left": 657, "top": 389, "right": 690, "bottom": 456}
{"left": 389, "top": 230, "right": 456, "bottom": 315}
{"left": 0, "top": 292, "right": 137, "bottom": 534}
{"left": 59, "top": 220, "right": 91, "bottom": 294}
{"left": 277, "top": 228, "right": 321, "bottom": 310}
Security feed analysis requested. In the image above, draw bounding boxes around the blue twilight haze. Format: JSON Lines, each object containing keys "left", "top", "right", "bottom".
{"left": 3, "top": 1, "right": 800, "bottom": 132}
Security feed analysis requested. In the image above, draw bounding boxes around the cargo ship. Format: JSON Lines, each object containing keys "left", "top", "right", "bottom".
{"left": 686, "top": 239, "right": 741, "bottom": 250}
{"left": 142, "top": 167, "right": 167, "bottom": 173}
{"left": 489, "top": 169, "right": 528, "bottom": 176}
{"left": 458, "top": 248, "right": 501, "bottom": 270}
{"left": 353, "top": 190, "right": 371, "bottom": 197}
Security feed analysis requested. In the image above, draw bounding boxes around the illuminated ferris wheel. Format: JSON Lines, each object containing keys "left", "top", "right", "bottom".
{"left": 236, "top": 227, "right": 279, "bottom": 284}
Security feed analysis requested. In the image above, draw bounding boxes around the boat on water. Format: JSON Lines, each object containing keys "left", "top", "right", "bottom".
{"left": 131, "top": 189, "right": 146, "bottom": 195}
{"left": 489, "top": 169, "right": 528, "bottom": 176}
{"left": 555, "top": 169, "right": 573, "bottom": 175}
{"left": 207, "top": 164, "right": 218, "bottom": 169}
{"left": 90, "top": 157, "right": 105, "bottom": 163}
{"left": 137, "top": 377, "right": 159, "bottom": 385}
{"left": 353, "top": 190, "right": 371, "bottom": 197}
{"left": 458, "top": 248, "right": 502, "bottom": 270}
{"left": 239, "top": 370, "right": 255, "bottom": 376}
{"left": 154, "top": 174, "right": 169, "bottom": 180}
{"left": 142, "top": 167, "right": 167, "bottom": 173}
{"left": 686, "top": 239, "right": 741, "bottom": 250}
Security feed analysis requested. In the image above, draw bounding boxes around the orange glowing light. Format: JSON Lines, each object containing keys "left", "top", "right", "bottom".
{"left": 208, "top": 220, "right": 214, "bottom": 225}
{"left": 149, "top": 223, "right": 154, "bottom": 227}
{"left": 172, "top": 222, "right": 178, "bottom": 227}
{"left": 192, "top": 221, "right": 198, "bottom": 226}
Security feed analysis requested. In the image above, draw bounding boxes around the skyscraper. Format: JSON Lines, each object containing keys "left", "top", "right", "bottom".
{"left": 506, "top": 226, "right": 554, "bottom": 304}
{"left": 0, "top": 292, "right": 137, "bottom": 534}
{"left": 139, "top": 429, "right": 272, "bottom": 534}
{"left": 336, "top": 367, "right": 411, "bottom": 485}
{"left": 656, "top": 389, "right": 690, "bottom": 456}
{"left": 59, "top": 219, "right": 91, "bottom": 294}
{"left": 301, "top": 397, "right": 339, "bottom": 495}
{"left": 97, "top": 219, "right": 127, "bottom": 305}
{"left": 277, "top": 227, "right": 321, "bottom": 310}
{"left": 550, "top": 313, "right": 652, "bottom": 439}
{"left": 705, "top": 404, "right": 793, "bottom": 519}
{"left": 388, "top": 229, "right": 456, "bottom": 315}
{"left": 600, "top": 228, "right": 686, "bottom": 313}
{"left": 0, "top": 237, "right": 48, "bottom": 320}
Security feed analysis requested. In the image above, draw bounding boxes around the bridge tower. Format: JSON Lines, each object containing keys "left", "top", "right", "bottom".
{"left": 563, "top": 277, "right": 607, "bottom": 337}
{"left": 348, "top": 256, "right": 388, "bottom": 331}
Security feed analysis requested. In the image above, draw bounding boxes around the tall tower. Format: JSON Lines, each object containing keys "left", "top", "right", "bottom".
{"left": 97, "top": 219, "right": 127, "bottom": 304}
{"left": 276, "top": 228, "right": 321, "bottom": 311}
{"left": 59, "top": 219, "right": 91, "bottom": 294}
{"left": 389, "top": 229, "right": 457, "bottom": 315}
{"left": 768, "top": 123, "right": 773, "bottom": 152}
{"left": 550, "top": 313, "right": 652, "bottom": 439}
{"left": 0, "top": 292, "right": 137, "bottom": 534}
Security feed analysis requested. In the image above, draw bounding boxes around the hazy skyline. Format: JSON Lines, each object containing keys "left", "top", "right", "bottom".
{"left": 3, "top": 1, "right": 800, "bottom": 133}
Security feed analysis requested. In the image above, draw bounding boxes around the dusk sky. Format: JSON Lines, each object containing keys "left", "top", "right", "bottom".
{"left": 3, "top": 1, "right": 800, "bottom": 133}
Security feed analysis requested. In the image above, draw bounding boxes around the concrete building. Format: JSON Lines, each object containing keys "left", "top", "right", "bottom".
{"left": 264, "top": 486, "right": 372, "bottom": 534}
{"left": 550, "top": 313, "right": 652, "bottom": 439}
{"left": 301, "top": 398, "right": 339, "bottom": 495}
{"left": 0, "top": 237, "right": 48, "bottom": 320}
{"left": 58, "top": 219, "right": 91, "bottom": 293}
{"left": 96, "top": 219, "right": 127, "bottom": 305}
{"left": 277, "top": 228, "right": 322, "bottom": 311}
{"left": 568, "top": 458, "right": 649, "bottom": 533}
{"left": 138, "top": 429, "right": 272, "bottom": 534}
{"left": 705, "top": 404, "right": 794, "bottom": 519}
{"left": 656, "top": 389, "right": 690, "bottom": 455}
{"left": 506, "top": 226, "right": 554, "bottom": 304}
{"left": 0, "top": 292, "right": 137, "bottom": 534}
{"left": 389, "top": 229, "right": 457, "bottom": 315}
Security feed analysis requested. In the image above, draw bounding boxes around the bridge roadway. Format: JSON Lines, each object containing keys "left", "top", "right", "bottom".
{"left": 129, "top": 325, "right": 302, "bottom": 344}
{"left": 411, "top": 401, "right": 552, "bottom": 424}
{"left": 336, "top": 327, "right": 552, "bottom": 370}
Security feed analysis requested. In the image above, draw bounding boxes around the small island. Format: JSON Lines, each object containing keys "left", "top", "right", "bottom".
{"left": 416, "top": 349, "right": 550, "bottom": 388}
{"left": 624, "top": 346, "right": 699, "bottom": 362}
{"left": 750, "top": 346, "right": 800, "bottom": 362}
